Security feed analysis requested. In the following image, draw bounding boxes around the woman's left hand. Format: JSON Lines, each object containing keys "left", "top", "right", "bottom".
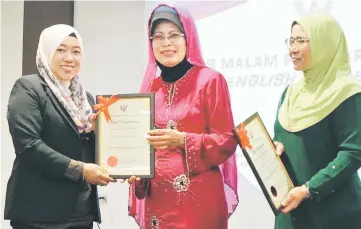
{"left": 274, "top": 141, "right": 285, "bottom": 156}
{"left": 146, "top": 129, "right": 185, "bottom": 150}
{"left": 280, "top": 185, "right": 310, "bottom": 214}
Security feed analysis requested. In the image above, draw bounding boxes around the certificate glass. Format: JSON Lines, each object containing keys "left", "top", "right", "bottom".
{"left": 233, "top": 112, "right": 294, "bottom": 215}
{"left": 95, "top": 93, "right": 155, "bottom": 179}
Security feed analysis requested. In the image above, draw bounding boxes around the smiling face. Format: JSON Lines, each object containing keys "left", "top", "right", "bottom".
{"left": 50, "top": 36, "right": 82, "bottom": 81}
{"left": 289, "top": 23, "right": 312, "bottom": 71}
{"left": 151, "top": 20, "right": 186, "bottom": 67}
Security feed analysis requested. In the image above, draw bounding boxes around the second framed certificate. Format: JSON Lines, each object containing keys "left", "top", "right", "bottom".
{"left": 233, "top": 112, "right": 294, "bottom": 215}
{"left": 95, "top": 93, "right": 155, "bottom": 179}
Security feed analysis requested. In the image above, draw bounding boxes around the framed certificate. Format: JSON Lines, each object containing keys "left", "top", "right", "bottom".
{"left": 95, "top": 93, "right": 155, "bottom": 179}
{"left": 233, "top": 112, "right": 294, "bottom": 215}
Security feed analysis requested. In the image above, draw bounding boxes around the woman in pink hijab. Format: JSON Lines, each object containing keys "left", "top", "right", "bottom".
{"left": 129, "top": 4, "right": 239, "bottom": 229}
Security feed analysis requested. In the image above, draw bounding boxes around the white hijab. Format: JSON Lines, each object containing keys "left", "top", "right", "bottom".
{"left": 36, "top": 24, "right": 93, "bottom": 133}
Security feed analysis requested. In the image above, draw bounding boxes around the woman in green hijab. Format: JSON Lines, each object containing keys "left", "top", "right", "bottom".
{"left": 273, "top": 12, "right": 361, "bottom": 229}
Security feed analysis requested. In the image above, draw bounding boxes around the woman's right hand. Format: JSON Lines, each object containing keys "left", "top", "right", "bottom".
{"left": 274, "top": 141, "right": 285, "bottom": 156}
{"left": 83, "top": 163, "right": 116, "bottom": 186}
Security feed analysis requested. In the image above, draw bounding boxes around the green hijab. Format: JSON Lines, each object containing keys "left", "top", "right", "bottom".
{"left": 278, "top": 12, "right": 361, "bottom": 132}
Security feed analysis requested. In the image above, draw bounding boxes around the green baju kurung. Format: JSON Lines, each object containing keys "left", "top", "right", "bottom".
{"left": 274, "top": 88, "right": 361, "bottom": 229}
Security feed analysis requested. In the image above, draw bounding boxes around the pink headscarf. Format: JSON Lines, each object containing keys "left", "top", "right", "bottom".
{"left": 140, "top": 4, "right": 206, "bottom": 92}
{"left": 130, "top": 3, "right": 239, "bottom": 227}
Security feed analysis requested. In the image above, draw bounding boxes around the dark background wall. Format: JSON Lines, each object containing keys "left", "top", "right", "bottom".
{"left": 22, "top": 1, "right": 74, "bottom": 75}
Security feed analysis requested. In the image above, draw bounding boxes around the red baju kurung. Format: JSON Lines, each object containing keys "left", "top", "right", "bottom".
{"left": 129, "top": 4, "right": 239, "bottom": 229}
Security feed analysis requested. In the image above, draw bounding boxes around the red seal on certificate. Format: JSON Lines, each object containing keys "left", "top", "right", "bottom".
{"left": 107, "top": 156, "right": 118, "bottom": 167}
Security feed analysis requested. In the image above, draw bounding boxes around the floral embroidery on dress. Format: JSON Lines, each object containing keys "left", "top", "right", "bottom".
{"left": 166, "top": 120, "right": 178, "bottom": 130}
{"left": 149, "top": 216, "right": 160, "bottom": 229}
{"left": 173, "top": 174, "right": 190, "bottom": 192}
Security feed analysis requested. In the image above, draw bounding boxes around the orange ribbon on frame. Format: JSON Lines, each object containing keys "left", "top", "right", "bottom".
{"left": 238, "top": 123, "right": 253, "bottom": 150}
{"left": 93, "top": 95, "right": 120, "bottom": 122}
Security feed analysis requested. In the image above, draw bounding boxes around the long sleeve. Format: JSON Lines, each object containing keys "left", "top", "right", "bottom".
{"left": 184, "top": 73, "right": 237, "bottom": 175}
{"left": 273, "top": 86, "right": 290, "bottom": 165}
{"left": 307, "top": 94, "right": 361, "bottom": 202}
{"left": 64, "top": 159, "right": 84, "bottom": 181}
{"left": 134, "top": 179, "right": 150, "bottom": 199}
{"left": 7, "top": 77, "right": 72, "bottom": 179}
{"left": 273, "top": 86, "right": 289, "bottom": 141}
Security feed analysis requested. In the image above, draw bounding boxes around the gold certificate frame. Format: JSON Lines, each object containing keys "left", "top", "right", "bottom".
{"left": 233, "top": 112, "right": 294, "bottom": 215}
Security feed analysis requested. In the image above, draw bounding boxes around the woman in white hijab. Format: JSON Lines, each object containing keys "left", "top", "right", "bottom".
{"left": 4, "top": 24, "right": 116, "bottom": 229}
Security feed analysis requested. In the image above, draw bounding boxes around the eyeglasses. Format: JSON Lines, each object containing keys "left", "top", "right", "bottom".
{"left": 150, "top": 32, "right": 185, "bottom": 44}
{"left": 285, "top": 37, "right": 310, "bottom": 49}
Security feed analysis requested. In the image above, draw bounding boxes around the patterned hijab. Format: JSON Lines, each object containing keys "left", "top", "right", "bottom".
{"left": 36, "top": 24, "right": 93, "bottom": 133}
